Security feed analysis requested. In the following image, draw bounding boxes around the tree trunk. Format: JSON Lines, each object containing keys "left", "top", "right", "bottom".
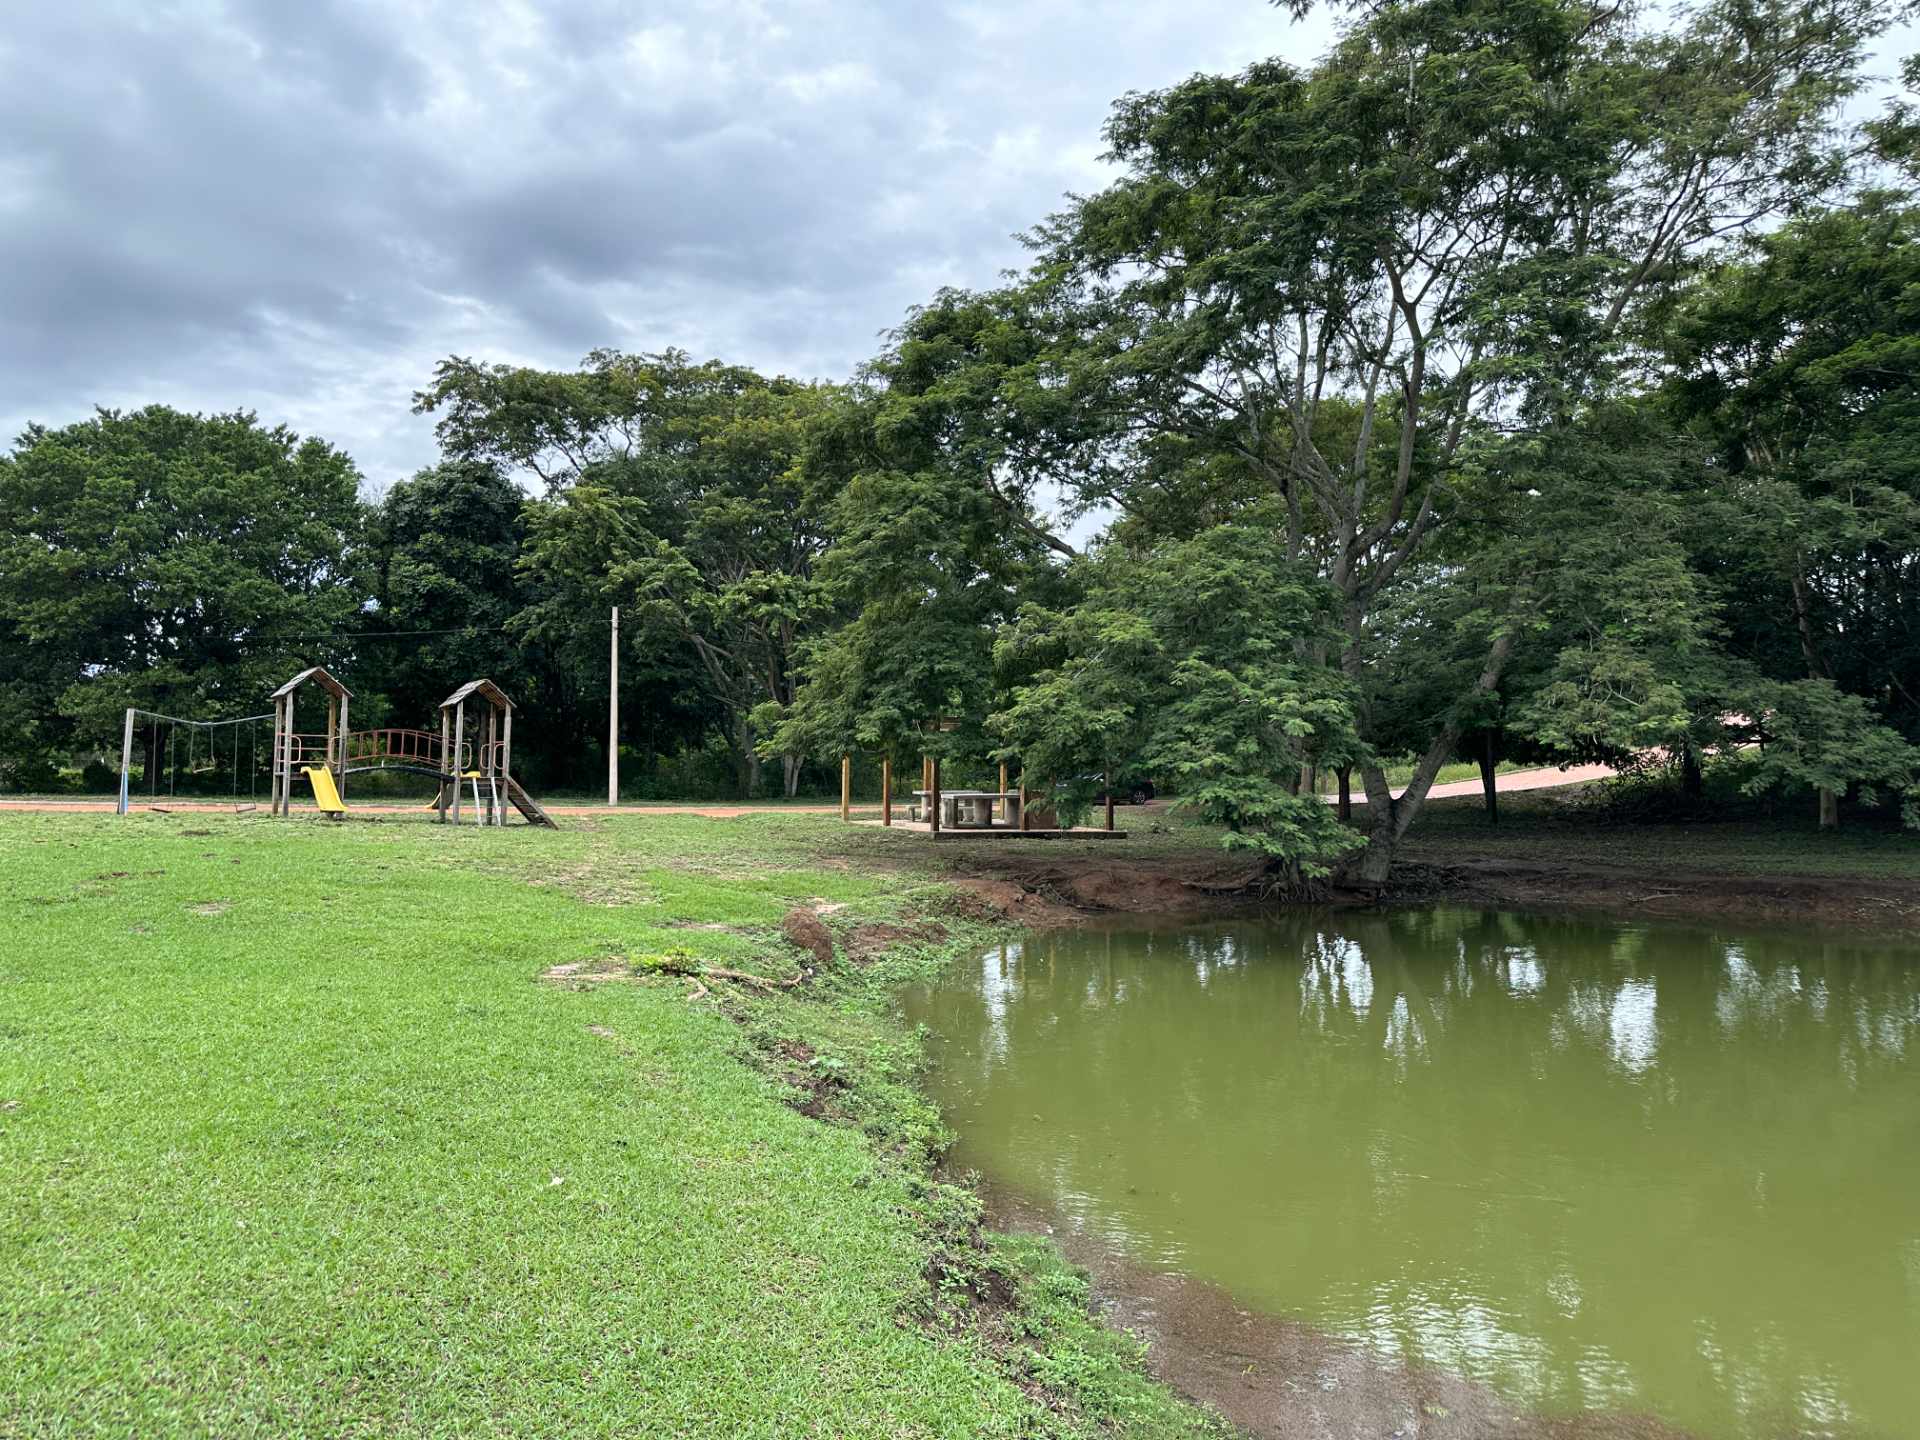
{"left": 1479, "top": 732, "right": 1498, "bottom": 825}
{"left": 783, "top": 753, "right": 802, "bottom": 798}
{"left": 1680, "top": 745, "right": 1703, "bottom": 800}
{"left": 1789, "top": 570, "right": 1839, "bottom": 832}
{"left": 1355, "top": 810, "right": 1398, "bottom": 884}
{"left": 731, "top": 717, "right": 760, "bottom": 799}
{"left": 1349, "top": 628, "right": 1517, "bottom": 885}
{"left": 1336, "top": 765, "right": 1351, "bottom": 823}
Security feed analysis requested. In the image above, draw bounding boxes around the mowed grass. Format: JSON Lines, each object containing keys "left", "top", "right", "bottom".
{"left": 1403, "top": 789, "right": 1920, "bottom": 881}
{"left": 0, "top": 812, "right": 1071, "bottom": 1438}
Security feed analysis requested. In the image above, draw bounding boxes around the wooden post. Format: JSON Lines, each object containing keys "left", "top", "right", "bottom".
{"left": 1105, "top": 768, "right": 1115, "bottom": 832}
{"left": 277, "top": 695, "right": 292, "bottom": 817}
{"left": 929, "top": 756, "right": 941, "bottom": 836}
{"left": 438, "top": 705, "right": 451, "bottom": 822}
{"left": 337, "top": 693, "right": 349, "bottom": 804}
{"left": 451, "top": 700, "right": 465, "bottom": 825}
{"left": 608, "top": 606, "right": 620, "bottom": 807}
{"left": 487, "top": 707, "right": 500, "bottom": 825}
{"left": 325, "top": 697, "right": 338, "bottom": 798}
{"left": 118, "top": 707, "right": 135, "bottom": 815}
{"left": 840, "top": 753, "right": 851, "bottom": 822}
{"left": 502, "top": 706, "right": 513, "bottom": 792}
{"left": 1480, "top": 731, "right": 1498, "bottom": 826}
{"left": 998, "top": 760, "right": 1009, "bottom": 827}
{"left": 285, "top": 693, "right": 298, "bottom": 816}
{"left": 881, "top": 756, "right": 892, "bottom": 827}
{"left": 1019, "top": 773, "right": 1028, "bottom": 832}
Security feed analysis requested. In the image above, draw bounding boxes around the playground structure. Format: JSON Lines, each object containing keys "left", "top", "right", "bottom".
{"left": 119, "top": 667, "right": 554, "bottom": 826}
{"left": 269, "top": 668, "right": 554, "bottom": 827}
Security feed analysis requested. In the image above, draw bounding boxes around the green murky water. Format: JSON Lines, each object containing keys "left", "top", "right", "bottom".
{"left": 903, "top": 910, "right": 1920, "bottom": 1438}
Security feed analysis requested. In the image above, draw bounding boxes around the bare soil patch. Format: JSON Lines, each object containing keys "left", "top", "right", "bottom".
{"left": 928, "top": 851, "right": 1270, "bottom": 928}
{"left": 540, "top": 955, "right": 629, "bottom": 984}
{"left": 845, "top": 920, "right": 946, "bottom": 964}
{"left": 779, "top": 908, "right": 836, "bottom": 967}
{"left": 772, "top": 1038, "right": 847, "bottom": 1120}
{"left": 898, "top": 835, "right": 1917, "bottom": 936}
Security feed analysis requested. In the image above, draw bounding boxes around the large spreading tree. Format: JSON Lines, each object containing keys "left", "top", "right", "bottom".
{"left": 0, "top": 406, "right": 365, "bottom": 778}
{"left": 417, "top": 350, "right": 841, "bottom": 796}
{"left": 897, "top": 0, "right": 1890, "bottom": 878}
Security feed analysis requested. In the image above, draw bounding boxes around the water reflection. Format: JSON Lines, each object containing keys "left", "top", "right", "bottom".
{"left": 904, "top": 910, "right": 1920, "bottom": 1439}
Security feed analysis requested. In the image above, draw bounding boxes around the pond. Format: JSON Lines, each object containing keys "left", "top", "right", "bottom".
{"left": 902, "top": 910, "right": 1920, "bottom": 1439}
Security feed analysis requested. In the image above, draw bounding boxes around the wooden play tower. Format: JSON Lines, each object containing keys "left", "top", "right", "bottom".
{"left": 269, "top": 667, "right": 554, "bottom": 826}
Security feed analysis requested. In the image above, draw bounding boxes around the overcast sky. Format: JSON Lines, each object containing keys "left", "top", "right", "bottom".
{"left": 3, "top": 2, "right": 1913, "bottom": 498}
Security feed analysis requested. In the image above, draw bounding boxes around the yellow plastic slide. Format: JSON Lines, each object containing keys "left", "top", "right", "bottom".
{"left": 302, "top": 766, "right": 347, "bottom": 815}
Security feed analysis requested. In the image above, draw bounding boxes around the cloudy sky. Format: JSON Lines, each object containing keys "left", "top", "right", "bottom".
{"left": 3, "top": 1, "right": 1913, "bottom": 496}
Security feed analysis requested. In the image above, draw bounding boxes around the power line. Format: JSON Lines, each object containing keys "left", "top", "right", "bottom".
{"left": 227, "top": 625, "right": 518, "bottom": 646}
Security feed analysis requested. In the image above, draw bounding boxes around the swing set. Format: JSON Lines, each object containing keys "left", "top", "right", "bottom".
{"left": 113, "top": 706, "right": 276, "bottom": 813}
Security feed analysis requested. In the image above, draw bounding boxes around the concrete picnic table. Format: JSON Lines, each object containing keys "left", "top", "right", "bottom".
{"left": 912, "top": 788, "right": 1022, "bottom": 829}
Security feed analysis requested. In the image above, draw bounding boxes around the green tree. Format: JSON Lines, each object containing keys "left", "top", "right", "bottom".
{"left": 759, "top": 305, "right": 1067, "bottom": 784}
{"left": 0, "top": 406, "right": 366, "bottom": 776}
{"left": 933, "top": 0, "right": 1882, "bottom": 879}
{"left": 365, "top": 461, "right": 528, "bottom": 726}
{"left": 419, "top": 351, "right": 839, "bottom": 796}
{"left": 990, "top": 524, "right": 1364, "bottom": 880}
{"left": 1663, "top": 195, "right": 1920, "bottom": 824}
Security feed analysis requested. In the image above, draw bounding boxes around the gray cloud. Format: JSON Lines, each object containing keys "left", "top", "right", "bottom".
{"left": 2, "top": 2, "right": 1911, "bottom": 496}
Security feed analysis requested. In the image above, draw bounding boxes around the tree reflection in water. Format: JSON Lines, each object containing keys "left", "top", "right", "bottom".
{"left": 905, "top": 910, "right": 1920, "bottom": 1439}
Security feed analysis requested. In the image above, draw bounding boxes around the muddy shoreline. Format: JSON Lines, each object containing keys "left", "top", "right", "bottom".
{"left": 935, "top": 843, "right": 1920, "bottom": 936}
{"left": 973, "top": 1176, "right": 1692, "bottom": 1440}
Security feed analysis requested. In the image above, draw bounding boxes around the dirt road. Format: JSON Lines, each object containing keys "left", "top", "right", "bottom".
{"left": 1, "top": 763, "right": 1620, "bottom": 816}
{"left": 0, "top": 798, "right": 849, "bottom": 816}
{"left": 1342, "top": 760, "right": 1620, "bottom": 804}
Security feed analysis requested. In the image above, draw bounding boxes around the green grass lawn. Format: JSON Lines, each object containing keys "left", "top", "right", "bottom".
{"left": 0, "top": 811, "right": 1213, "bottom": 1439}
{"left": 1403, "top": 788, "right": 1920, "bottom": 881}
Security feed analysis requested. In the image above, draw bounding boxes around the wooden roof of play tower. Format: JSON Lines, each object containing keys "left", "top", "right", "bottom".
{"left": 440, "top": 678, "right": 513, "bottom": 711}
{"left": 271, "top": 666, "right": 353, "bottom": 701}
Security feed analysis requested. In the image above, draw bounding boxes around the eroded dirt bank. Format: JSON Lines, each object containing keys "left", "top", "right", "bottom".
{"left": 929, "top": 842, "right": 1920, "bottom": 935}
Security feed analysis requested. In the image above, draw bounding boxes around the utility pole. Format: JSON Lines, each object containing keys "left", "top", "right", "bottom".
{"left": 608, "top": 606, "right": 619, "bottom": 807}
